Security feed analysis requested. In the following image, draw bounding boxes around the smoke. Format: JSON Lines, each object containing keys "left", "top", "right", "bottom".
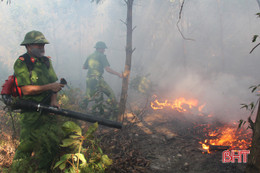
{"left": 0, "top": 0, "right": 259, "bottom": 121}
{"left": 165, "top": 69, "right": 257, "bottom": 121}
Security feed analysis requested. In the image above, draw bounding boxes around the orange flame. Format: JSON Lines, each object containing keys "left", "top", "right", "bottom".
{"left": 151, "top": 96, "right": 205, "bottom": 113}
{"left": 200, "top": 123, "right": 252, "bottom": 153}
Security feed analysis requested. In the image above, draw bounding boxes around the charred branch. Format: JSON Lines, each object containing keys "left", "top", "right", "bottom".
{"left": 209, "top": 145, "right": 231, "bottom": 151}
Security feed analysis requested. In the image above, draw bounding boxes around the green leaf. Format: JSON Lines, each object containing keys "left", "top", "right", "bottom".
{"left": 240, "top": 104, "right": 248, "bottom": 110}
{"left": 62, "top": 121, "right": 82, "bottom": 136}
{"left": 101, "top": 155, "right": 113, "bottom": 166}
{"left": 54, "top": 160, "right": 64, "bottom": 169}
{"left": 252, "top": 35, "right": 259, "bottom": 43}
{"left": 61, "top": 138, "right": 81, "bottom": 147}
{"left": 256, "top": 13, "right": 260, "bottom": 17}
{"left": 97, "top": 147, "right": 103, "bottom": 154}
{"left": 59, "top": 162, "right": 66, "bottom": 170}
{"left": 75, "top": 153, "right": 87, "bottom": 164}
{"left": 98, "top": 163, "right": 103, "bottom": 170}
{"left": 252, "top": 86, "right": 257, "bottom": 93}
{"left": 69, "top": 167, "right": 77, "bottom": 173}
{"left": 54, "top": 154, "right": 72, "bottom": 169}
{"left": 69, "top": 135, "right": 81, "bottom": 139}
{"left": 84, "top": 122, "right": 98, "bottom": 138}
{"left": 238, "top": 119, "right": 245, "bottom": 128}
{"left": 250, "top": 102, "right": 255, "bottom": 110}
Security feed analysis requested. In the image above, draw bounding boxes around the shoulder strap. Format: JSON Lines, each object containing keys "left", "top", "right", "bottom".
{"left": 19, "top": 53, "right": 34, "bottom": 72}
{"left": 19, "top": 53, "right": 34, "bottom": 84}
{"left": 19, "top": 54, "right": 51, "bottom": 70}
{"left": 41, "top": 56, "right": 50, "bottom": 69}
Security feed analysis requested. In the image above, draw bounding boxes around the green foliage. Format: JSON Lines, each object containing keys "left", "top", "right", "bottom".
{"left": 240, "top": 85, "right": 260, "bottom": 113}
{"left": 240, "top": 84, "right": 260, "bottom": 129}
{"left": 58, "top": 88, "right": 84, "bottom": 111}
{"left": 130, "top": 74, "right": 154, "bottom": 95}
{"left": 54, "top": 121, "right": 112, "bottom": 173}
{"left": 250, "top": 13, "right": 260, "bottom": 53}
{"left": 238, "top": 119, "right": 247, "bottom": 128}
{"left": 252, "top": 35, "right": 259, "bottom": 43}
{"left": 249, "top": 84, "right": 260, "bottom": 94}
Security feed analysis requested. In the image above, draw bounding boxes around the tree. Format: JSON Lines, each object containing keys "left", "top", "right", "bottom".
{"left": 93, "top": 0, "right": 135, "bottom": 122}
{"left": 118, "top": 0, "right": 134, "bottom": 122}
{"left": 246, "top": 90, "right": 260, "bottom": 173}
{"left": 246, "top": 11, "right": 260, "bottom": 173}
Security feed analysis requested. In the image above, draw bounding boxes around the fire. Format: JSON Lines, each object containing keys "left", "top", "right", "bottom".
{"left": 201, "top": 142, "right": 209, "bottom": 150}
{"left": 200, "top": 123, "right": 252, "bottom": 153}
{"left": 151, "top": 96, "right": 204, "bottom": 113}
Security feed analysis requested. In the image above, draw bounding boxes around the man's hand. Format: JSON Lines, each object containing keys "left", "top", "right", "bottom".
{"left": 48, "top": 83, "right": 65, "bottom": 93}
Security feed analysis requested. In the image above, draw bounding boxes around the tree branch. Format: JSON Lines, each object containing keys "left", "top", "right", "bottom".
{"left": 132, "top": 47, "right": 136, "bottom": 54}
{"left": 250, "top": 42, "right": 260, "bottom": 54}
{"left": 120, "top": 19, "right": 127, "bottom": 25}
{"left": 176, "top": 0, "right": 195, "bottom": 41}
{"left": 132, "top": 26, "right": 137, "bottom": 32}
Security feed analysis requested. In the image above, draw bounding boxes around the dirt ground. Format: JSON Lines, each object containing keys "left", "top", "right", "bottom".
{"left": 0, "top": 105, "right": 248, "bottom": 173}
{"left": 98, "top": 109, "right": 247, "bottom": 173}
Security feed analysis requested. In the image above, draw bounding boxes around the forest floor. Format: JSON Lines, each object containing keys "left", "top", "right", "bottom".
{"left": 0, "top": 105, "right": 248, "bottom": 173}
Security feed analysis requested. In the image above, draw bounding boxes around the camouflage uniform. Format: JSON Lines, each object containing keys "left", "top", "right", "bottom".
{"left": 11, "top": 54, "right": 64, "bottom": 172}
{"left": 83, "top": 50, "right": 116, "bottom": 106}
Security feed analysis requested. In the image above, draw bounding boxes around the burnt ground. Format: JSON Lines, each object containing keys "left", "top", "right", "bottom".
{"left": 0, "top": 105, "right": 248, "bottom": 173}
{"left": 98, "top": 109, "right": 247, "bottom": 173}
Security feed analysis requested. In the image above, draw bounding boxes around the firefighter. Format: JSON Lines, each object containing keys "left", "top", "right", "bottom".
{"left": 83, "top": 41, "right": 122, "bottom": 115}
{"left": 11, "top": 30, "right": 64, "bottom": 172}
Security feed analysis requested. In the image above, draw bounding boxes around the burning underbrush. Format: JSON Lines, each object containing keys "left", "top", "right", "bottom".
{"left": 150, "top": 95, "right": 253, "bottom": 155}
{"left": 0, "top": 94, "right": 253, "bottom": 172}
{"left": 197, "top": 122, "right": 252, "bottom": 153}
{"left": 197, "top": 123, "right": 252, "bottom": 153}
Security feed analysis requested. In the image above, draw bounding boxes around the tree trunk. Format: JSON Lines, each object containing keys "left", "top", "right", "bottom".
{"left": 246, "top": 3, "right": 260, "bottom": 172}
{"left": 246, "top": 101, "right": 260, "bottom": 173}
{"left": 256, "top": 0, "right": 260, "bottom": 9}
{"left": 118, "top": 0, "right": 134, "bottom": 122}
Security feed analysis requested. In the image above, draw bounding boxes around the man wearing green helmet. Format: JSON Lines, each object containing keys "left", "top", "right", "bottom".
{"left": 83, "top": 41, "right": 122, "bottom": 115}
{"left": 11, "top": 30, "right": 65, "bottom": 172}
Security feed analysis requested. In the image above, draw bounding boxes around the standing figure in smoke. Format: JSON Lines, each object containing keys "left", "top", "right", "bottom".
{"left": 11, "top": 30, "right": 65, "bottom": 172}
{"left": 83, "top": 41, "right": 122, "bottom": 118}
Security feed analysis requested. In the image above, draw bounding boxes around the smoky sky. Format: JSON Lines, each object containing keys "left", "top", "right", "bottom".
{"left": 0, "top": 0, "right": 259, "bottom": 120}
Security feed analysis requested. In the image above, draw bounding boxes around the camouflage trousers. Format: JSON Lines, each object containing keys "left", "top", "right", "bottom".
{"left": 11, "top": 111, "right": 64, "bottom": 172}
{"left": 85, "top": 76, "right": 116, "bottom": 106}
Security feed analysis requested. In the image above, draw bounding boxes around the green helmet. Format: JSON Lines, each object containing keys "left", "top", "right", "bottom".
{"left": 94, "top": 41, "right": 107, "bottom": 49}
{"left": 20, "top": 30, "right": 49, "bottom": 46}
